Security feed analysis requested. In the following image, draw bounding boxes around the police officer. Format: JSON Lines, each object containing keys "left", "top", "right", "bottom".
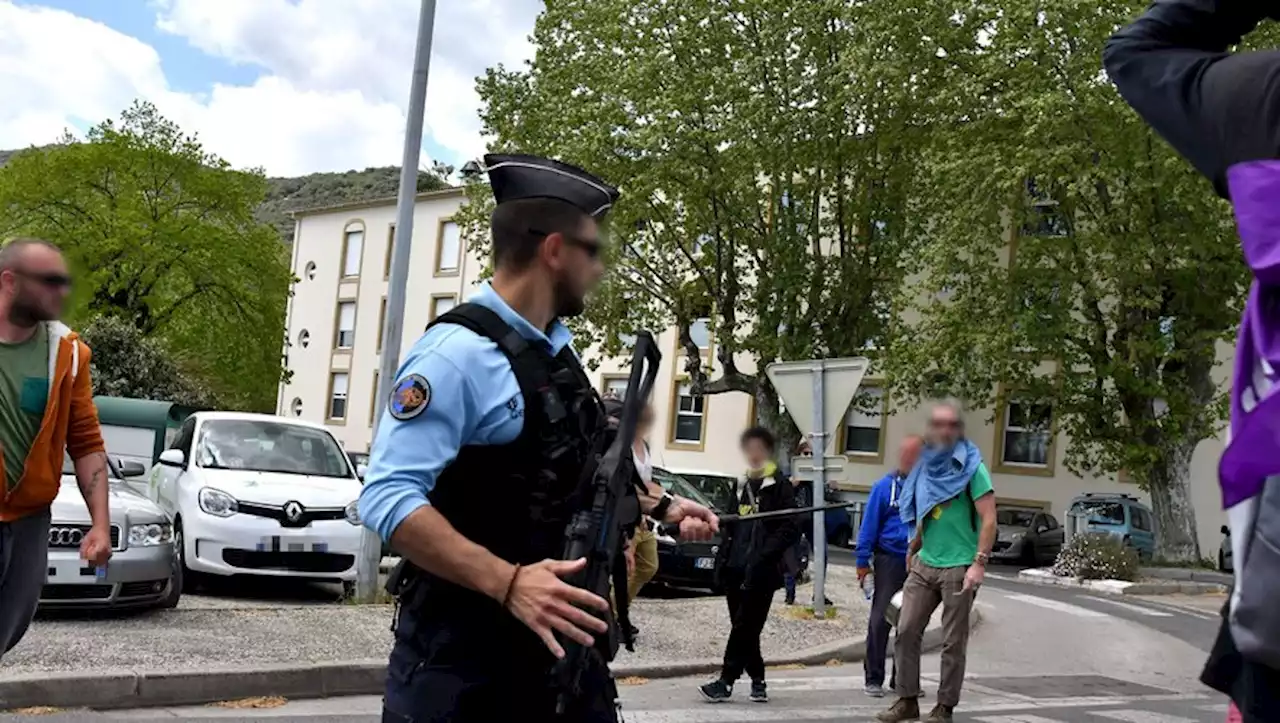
{"left": 359, "top": 153, "right": 719, "bottom": 723}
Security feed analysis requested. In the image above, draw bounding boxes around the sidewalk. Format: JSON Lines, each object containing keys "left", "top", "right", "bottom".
{"left": 0, "top": 566, "right": 945, "bottom": 710}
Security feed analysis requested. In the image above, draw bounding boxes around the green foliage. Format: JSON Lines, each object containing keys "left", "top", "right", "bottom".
{"left": 882, "top": 0, "right": 1262, "bottom": 561}
{"left": 0, "top": 101, "right": 290, "bottom": 411}
{"left": 80, "top": 315, "right": 217, "bottom": 408}
{"left": 1052, "top": 532, "right": 1140, "bottom": 581}
{"left": 470, "top": 0, "right": 929, "bottom": 443}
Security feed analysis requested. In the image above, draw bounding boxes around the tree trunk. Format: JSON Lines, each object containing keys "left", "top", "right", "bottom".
{"left": 1147, "top": 439, "right": 1202, "bottom": 563}
{"left": 754, "top": 382, "right": 801, "bottom": 469}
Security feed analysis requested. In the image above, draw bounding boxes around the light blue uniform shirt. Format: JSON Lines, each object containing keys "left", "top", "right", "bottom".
{"left": 358, "top": 282, "right": 575, "bottom": 542}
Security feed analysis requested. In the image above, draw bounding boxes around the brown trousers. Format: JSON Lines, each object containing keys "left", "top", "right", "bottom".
{"left": 893, "top": 560, "right": 976, "bottom": 708}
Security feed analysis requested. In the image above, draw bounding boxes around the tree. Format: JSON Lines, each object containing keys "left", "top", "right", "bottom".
{"left": 0, "top": 101, "right": 291, "bottom": 412}
{"left": 883, "top": 0, "right": 1253, "bottom": 561}
{"left": 80, "top": 316, "right": 217, "bottom": 407}
{"left": 468, "top": 0, "right": 933, "bottom": 448}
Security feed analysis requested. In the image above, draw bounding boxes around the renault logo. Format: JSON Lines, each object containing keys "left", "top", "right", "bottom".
{"left": 49, "top": 527, "right": 85, "bottom": 546}
{"left": 282, "top": 501, "right": 305, "bottom": 523}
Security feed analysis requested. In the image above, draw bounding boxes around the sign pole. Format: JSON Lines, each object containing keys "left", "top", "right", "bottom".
{"left": 810, "top": 362, "right": 828, "bottom": 618}
{"left": 356, "top": 0, "right": 437, "bottom": 603}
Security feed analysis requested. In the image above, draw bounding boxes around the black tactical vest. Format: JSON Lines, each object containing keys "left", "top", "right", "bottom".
{"left": 405, "top": 303, "right": 605, "bottom": 621}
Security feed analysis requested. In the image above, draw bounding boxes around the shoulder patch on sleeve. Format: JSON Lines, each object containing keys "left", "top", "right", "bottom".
{"left": 389, "top": 374, "right": 431, "bottom": 420}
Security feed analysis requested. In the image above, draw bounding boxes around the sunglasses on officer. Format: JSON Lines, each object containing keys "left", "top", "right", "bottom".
{"left": 529, "top": 227, "right": 602, "bottom": 259}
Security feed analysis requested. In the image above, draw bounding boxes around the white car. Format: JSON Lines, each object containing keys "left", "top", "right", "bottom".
{"left": 44, "top": 455, "right": 180, "bottom": 610}
{"left": 147, "top": 412, "right": 364, "bottom": 594}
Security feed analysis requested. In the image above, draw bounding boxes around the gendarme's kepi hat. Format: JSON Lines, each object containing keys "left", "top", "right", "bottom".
{"left": 483, "top": 153, "right": 620, "bottom": 219}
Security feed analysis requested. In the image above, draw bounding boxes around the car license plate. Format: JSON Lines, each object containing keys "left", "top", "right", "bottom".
{"left": 695, "top": 557, "right": 715, "bottom": 570}
{"left": 257, "top": 536, "right": 328, "bottom": 553}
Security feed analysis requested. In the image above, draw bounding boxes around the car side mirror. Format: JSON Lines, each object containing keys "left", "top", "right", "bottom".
{"left": 119, "top": 460, "right": 147, "bottom": 478}
{"left": 1221, "top": 524, "right": 1230, "bottom": 536}
{"left": 158, "top": 449, "right": 186, "bottom": 468}
{"left": 357, "top": 463, "right": 368, "bottom": 481}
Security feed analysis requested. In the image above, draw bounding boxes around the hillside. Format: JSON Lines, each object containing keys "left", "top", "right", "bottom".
{"left": 0, "top": 147, "right": 451, "bottom": 244}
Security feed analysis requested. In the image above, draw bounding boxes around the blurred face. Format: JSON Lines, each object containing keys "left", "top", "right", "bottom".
{"left": 548, "top": 215, "right": 605, "bottom": 318}
{"left": 0, "top": 245, "right": 70, "bottom": 326}
{"left": 635, "top": 405, "right": 654, "bottom": 441}
{"left": 742, "top": 437, "right": 772, "bottom": 469}
{"left": 927, "top": 406, "right": 962, "bottom": 447}
{"left": 897, "top": 436, "right": 923, "bottom": 473}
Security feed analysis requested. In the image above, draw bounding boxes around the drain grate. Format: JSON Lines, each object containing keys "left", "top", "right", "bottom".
{"left": 973, "top": 675, "right": 1175, "bottom": 699}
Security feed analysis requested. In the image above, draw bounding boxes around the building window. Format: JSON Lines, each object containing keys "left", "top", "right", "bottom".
{"left": 384, "top": 224, "right": 396, "bottom": 279}
{"left": 602, "top": 376, "right": 628, "bottom": 401}
{"left": 342, "top": 226, "right": 365, "bottom": 278}
{"left": 671, "top": 381, "right": 705, "bottom": 444}
{"left": 335, "top": 302, "right": 356, "bottom": 349}
{"left": 370, "top": 371, "right": 380, "bottom": 426}
{"left": 1001, "top": 399, "right": 1053, "bottom": 467}
{"left": 430, "top": 295, "right": 457, "bottom": 321}
{"left": 376, "top": 298, "right": 387, "bottom": 352}
{"left": 843, "top": 386, "right": 885, "bottom": 456}
{"left": 328, "top": 372, "right": 349, "bottom": 421}
{"left": 290, "top": 398, "right": 303, "bottom": 417}
{"left": 436, "top": 220, "right": 461, "bottom": 275}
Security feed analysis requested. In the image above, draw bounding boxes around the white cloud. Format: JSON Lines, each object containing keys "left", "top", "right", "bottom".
{"left": 0, "top": 0, "right": 539, "bottom": 176}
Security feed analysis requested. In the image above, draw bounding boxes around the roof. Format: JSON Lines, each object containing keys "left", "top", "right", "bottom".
{"left": 94, "top": 396, "right": 206, "bottom": 428}
{"left": 193, "top": 410, "right": 333, "bottom": 432}
{"left": 288, "top": 186, "right": 466, "bottom": 219}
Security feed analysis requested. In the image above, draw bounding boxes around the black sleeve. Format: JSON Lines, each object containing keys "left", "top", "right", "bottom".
{"left": 1103, "top": 0, "right": 1280, "bottom": 197}
{"left": 756, "top": 475, "right": 802, "bottom": 567}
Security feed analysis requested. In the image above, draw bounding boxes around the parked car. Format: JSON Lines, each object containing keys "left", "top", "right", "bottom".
{"left": 42, "top": 455, "right": 180, "bottom": 610}
{"left": 990, "top": 507, "right": 1065, "bottom": 565}
{"left": 667, "top": 467, "right": 854, "bottom": 548}
{"left": 148, "top": 412, "right": 364, "bottom": 595}
{"left": 1220, "top": 525, "right": 1233, "bottom": 573}
{"left": 1066, "top": 493, "right": 1157, "bottom": 561}
{"left": 649, "top": 467, "right": 723, "bottom": 591}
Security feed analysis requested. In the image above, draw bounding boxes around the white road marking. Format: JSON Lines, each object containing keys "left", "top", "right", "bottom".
{"left": 1089, "top": 710, "right": 1199, "bottom": 722}
{"left": 977, "top": 711, "right": 1070, "bottom": 716}
{"left": 1003, "top": 592, "right": 1110, "bottom": 617}
{"left": 1089, "top": 597, "right": 1175, "bottom": 617}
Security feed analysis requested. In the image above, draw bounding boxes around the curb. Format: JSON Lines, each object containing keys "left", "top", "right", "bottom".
{"left": 1017, "top": 568, "right": 1226, "bottom": 596}
{"left": 0, "top": 608, "right": 981, "bottom": 711}
{"left": 1138, "top": 566, "right": 1233, "bottom": 586}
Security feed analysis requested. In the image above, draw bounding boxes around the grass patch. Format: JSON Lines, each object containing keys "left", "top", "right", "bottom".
{"left": 778, "top": 604, "right": 840, "bottom": 621}
{"left": 617, "top": 676, "right": 649, "bottom": 686}
{"left": 9, "top": 708, "right": 62, "bottom": 716}
{"left": 766, "top": 663, "right": 806, "bottom": 672}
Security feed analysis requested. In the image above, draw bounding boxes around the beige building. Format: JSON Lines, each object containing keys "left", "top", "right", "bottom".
{"left": 278, "top": 189, "right": 1230, "bottom": 555}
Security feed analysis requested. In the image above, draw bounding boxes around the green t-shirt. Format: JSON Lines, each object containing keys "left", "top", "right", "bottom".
{"left": 918, "top": 462, "right": 994, "bottom": 569}
{"left": 0, "top": 329, "right": 50, "bottom": 490}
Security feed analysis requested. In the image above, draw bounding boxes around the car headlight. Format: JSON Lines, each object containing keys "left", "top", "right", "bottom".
{"left": 345, "top": 501, "right": 361, "bottom": 525}
{"left": 1008, "top": 532, "right": 1024, "bottom": 541}
{"left": 198, "top": 487, "right": 238, "bottom": 517}
{"left": 129, "top": 522, "right": 173, "bottom": 547}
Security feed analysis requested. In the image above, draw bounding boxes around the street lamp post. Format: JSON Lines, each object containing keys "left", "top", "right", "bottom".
{"left": 354, "top": 0, "right": 438, "bottom": 603}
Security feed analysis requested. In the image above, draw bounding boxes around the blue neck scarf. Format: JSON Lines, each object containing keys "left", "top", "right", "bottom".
{"left": 898, "top": 438, "right": 982, "bottom": 531}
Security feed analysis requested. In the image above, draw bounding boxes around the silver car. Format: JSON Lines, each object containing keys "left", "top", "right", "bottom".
{"left": 991, "top": 508, "right": 1065, "bottom": 566}
{"left": 42, "top": 456, "right": 181, "bottom": 610}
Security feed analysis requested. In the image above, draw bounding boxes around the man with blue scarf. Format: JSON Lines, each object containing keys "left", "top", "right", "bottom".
{"left": 876, "top": 400, "right": 997, "bottom": 723}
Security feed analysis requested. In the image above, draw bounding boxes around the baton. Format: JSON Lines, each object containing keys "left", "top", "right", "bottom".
{"left": 657, "top": 501, "right": 860, "bottom": 538}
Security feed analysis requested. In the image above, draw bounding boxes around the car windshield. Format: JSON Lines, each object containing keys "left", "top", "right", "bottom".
{"left": 997, "top": 509, "right": 1036, "bottom": 527}
{"left": 669, "top": 471, "right": 737, "bottom": 510}
{"left": 651, "top": 468, "right": 716, "bottom": 510}
{"left": 195, "top": 419, "right": 353, "bottom": 478}
{"left": 1072, "top": 500, "right": 1125, "bottom": 525}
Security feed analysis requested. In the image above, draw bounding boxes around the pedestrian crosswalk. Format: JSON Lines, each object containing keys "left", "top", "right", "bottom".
{"left": 619, "top": 672, "right": 1221, "bottom": 723}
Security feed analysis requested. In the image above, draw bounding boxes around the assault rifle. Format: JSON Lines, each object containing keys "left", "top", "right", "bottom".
{"left": 550, "top": 330, "right": 661, "bottom": 715}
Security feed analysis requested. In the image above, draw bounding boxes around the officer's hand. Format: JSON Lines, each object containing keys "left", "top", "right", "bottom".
{"left": 504, "top": 558, "right": 610, "bottom": 659}
{"left": 669, "top": 498, "right": 719, "bottom": 541}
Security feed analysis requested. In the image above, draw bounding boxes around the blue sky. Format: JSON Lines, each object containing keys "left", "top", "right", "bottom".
{"left": 0, "top": 1, "right": 537, "bottom": 175}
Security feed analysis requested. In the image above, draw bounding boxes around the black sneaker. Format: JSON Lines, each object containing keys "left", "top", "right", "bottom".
{"left": 749, "top": 680, "right": 768, "bottom": 702}
{"left": 698, "top": 679, "right": 732, "bottom": 703}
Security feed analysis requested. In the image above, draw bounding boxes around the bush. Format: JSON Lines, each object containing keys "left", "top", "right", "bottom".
{"left": 1051, "top": 532, "right": 1140, "bottom": 581}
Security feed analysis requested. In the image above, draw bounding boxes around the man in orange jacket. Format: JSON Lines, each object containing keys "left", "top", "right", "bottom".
{"left": 0, "top": 238, "right": 110, "bottom": 658}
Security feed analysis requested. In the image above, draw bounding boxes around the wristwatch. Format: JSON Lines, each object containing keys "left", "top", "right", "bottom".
{"left": 649, "top": 493, "right": 675, "bottom": 523}
{"left": 974, "top": 551, "right": 990, "bottom": 566}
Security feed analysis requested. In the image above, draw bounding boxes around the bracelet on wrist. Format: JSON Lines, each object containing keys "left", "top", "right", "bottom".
{"left": 501, "top": 564, "right": 522, "bottom": 607}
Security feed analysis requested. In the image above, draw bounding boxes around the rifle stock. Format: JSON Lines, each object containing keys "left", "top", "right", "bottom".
{"left": 551, "top": 330, "right": 661, "bottom": 714}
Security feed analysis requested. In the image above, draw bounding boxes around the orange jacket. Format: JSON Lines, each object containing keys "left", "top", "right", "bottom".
{"left": 0, "top": 322, "right": 105, "bottom": 521}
